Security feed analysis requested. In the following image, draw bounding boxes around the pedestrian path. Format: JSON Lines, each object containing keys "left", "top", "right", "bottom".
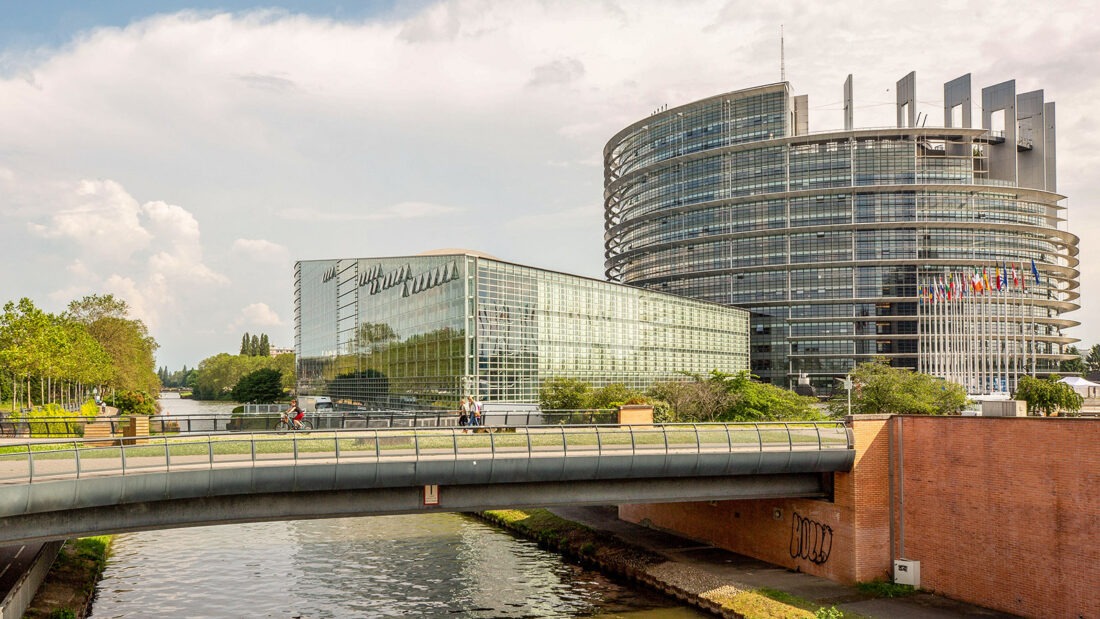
{"left": 549, "top": 506, "right": 1016, "bottom": 618}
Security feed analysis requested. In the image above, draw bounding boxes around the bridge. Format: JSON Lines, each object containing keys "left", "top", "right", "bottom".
{"left": 0, "top": 422, "right": 854, "bottom": 545}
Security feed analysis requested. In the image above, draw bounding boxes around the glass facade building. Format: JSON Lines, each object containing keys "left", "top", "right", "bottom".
{"left": 295, "top": 252, "right": 749, "bottom": 407}
{"left": 604, "top": 75, "right": 1079, "bottom": 394}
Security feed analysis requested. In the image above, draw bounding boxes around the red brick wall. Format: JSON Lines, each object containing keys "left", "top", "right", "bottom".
{"left": 620, "top": 417, "right": 892, "bottom": 583}
{"left": 620, "top": 417, "right": 1100, "bottom": 618}
{"left": 896, "top": 416, "right": 1099, "bottom": 618}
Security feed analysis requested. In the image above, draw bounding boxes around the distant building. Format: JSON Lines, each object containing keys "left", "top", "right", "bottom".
{"left": 269, "top": 347, "right": 294, "bottom": 357}
{"left": 603, "top": 73, "right": 1079, "bottom": 395}
{"left": 294, "top": 252, "right": 749, "bottom": 407}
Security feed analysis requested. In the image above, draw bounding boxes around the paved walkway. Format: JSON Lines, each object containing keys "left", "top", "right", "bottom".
{"left": 549, "top": 506, "right": 1017, "bottom": 618}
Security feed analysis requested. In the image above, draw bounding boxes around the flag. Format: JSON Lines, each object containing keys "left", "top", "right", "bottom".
{"left": 983, "top": 267, "right": 991, "bottom": 293}
{"left": 995, "top": 265, "right": 1002, "bottom": 291}
{"left": 1002, "top": 262, "right": 1009, "bottom": 289}
{"left": 1012, "top": 263, "right": 1020, "bottom": 288}
{"left": 972, "top": 271, "right": 981, "bottom": 293}
{"left": 1031, "top": 259, "right": 1040, "bottom": 285}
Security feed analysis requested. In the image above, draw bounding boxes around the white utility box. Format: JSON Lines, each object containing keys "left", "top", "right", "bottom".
{"left": 893, "top": 559, "right": 921, "bottom": 587}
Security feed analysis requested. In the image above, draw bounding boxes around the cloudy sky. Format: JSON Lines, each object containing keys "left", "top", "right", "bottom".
{"left": 1, "top": 0, "right": 1097, "bottom": 369}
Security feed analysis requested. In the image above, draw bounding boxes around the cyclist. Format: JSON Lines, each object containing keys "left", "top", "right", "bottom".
{"left": 287, "top": 399, "right": 305, "bottom": 430}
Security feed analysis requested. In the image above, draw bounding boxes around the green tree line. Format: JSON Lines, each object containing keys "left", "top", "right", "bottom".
{"left": 0, "top": 294, "right": 159, "bottom": 413}
{"left": 539, "top": 370, "right": 824, "bottom": 422}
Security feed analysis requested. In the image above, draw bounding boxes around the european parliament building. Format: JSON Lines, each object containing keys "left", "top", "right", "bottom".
{"left": 603, "top": 73, "right": 1079, "bottom": 394}
{"left": 295, "top": 252, "right": 749, "bottom": 407}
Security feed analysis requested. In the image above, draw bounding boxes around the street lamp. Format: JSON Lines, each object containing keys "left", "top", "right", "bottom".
{"left": 839, "top": 375, "right": 853, "bottom": 416}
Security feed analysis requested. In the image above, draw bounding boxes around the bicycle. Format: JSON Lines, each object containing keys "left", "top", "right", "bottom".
{"left": 275, "top": 411, "right": 313, "bottom": 433}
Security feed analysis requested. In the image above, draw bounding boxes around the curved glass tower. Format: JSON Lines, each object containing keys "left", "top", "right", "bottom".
{"left": 604, "top": 74, "right": 1079, "bottom": 394}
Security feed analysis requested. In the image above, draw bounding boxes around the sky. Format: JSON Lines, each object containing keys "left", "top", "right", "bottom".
{"left": 1, "top": 0, "right": 1097, "bottom": 370}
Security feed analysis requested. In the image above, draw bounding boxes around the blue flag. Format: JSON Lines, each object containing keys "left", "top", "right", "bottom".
{"left": 1031, "top": 259, "right": 1040, "bottom": 285}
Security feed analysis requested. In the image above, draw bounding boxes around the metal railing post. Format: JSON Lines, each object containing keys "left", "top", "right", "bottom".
{"left": 293, "top": 432, "right": 299, "bottom": 461}
{"left": 374, "top": 430, "right": 380, "bottom": 459}
{"left": 663, "top": 424, "right": 669, "bottom": 453}
{"left": 120, "top": 440, "right": 127, "bottom": 475}
{"left": 693, "top": 423, "right": 701, "bottom": 453}
{"left": 208, "top": 436, "right": 214, "bottom": 468}
{"left": 629, "top": 424, "right": 636, "bottom": 453}
{"left": 785, "top": 423, "right": 792, "bottom": 450}
{"left": 595, "top": 426, "right": 602, "bottom": 455}
{"left": 164, "top": 437, "right": 171, "bottom": 472}
{"left": 74, "top": 441, "right": 82, "bottom": 478}
{"left": 561, "top": 425, "right": 567, "bottom": 456}
{"left": 415, "top": 430, "right": 421, "bottom": 459}
{"left": 26, "top": 444, "right": 33, "bottom": 483}
{"left": 489, "top": 429, "right": 496, "bottom": 458}
{"left": 334, "top": 432, "right": 341, "bottom": 461}
{"left": 755, "top": 423, "right": 763, "bottom": 451}
{"left": 816, "top": 424, "right": 823, "bottom": 450}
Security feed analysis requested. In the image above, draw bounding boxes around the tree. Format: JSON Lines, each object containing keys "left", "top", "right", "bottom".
{"left": 232, "top": 368, "right": 284, "bottom": 403}
{"left": 539, "top": 377, "right": 592, "bottom": 410}
{"left": 1059, "top": 345, "right": 1086, "bottom": 375}
{"left": 721, "top": 371, "right": 822, "bottom": 421}
{"left": 651, "top": 370, "right": 821, "bottom": 422}
{"left": 105, "top": 389, "right": 157, "bottom": 415}
{"left": 826, "top": 360, "right": 968, "bottom": 416}
{"left": 1014, "top": 375, "right": 1083, "bottom": 417}
{"left": 587, "top": 383, "right": 645, "bottom": 409}
{"left": 649, "top": 375, "right": 731, "bottom": 422}
{"left": 67, "top": 295, "right": 159, "bottom": 394}
{"left": 240, "top": 333, "right": 251, "bottom": 356}
{"left": 259, "top": 333, "right": 270, "bottom": 357}
{"left": 1086, "top": 344, "right": 1100, "bottom": 373}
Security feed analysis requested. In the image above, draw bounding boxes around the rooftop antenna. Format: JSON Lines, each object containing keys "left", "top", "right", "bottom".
{"left": 780, "top": 25, "right": 786, "bottom": 82}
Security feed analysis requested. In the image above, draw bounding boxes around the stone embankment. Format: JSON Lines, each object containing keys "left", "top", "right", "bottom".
{"left": 478, "top": 508, "right": 819, "bottom": 618}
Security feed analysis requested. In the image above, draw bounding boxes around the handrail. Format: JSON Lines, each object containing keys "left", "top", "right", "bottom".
{"left": 0, "top": 422, "right": 853, "bottom": 487}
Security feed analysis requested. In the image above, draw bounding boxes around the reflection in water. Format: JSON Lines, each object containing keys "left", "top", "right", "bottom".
{"left": 89, "top": 515, "right": 705, "bottom": 618}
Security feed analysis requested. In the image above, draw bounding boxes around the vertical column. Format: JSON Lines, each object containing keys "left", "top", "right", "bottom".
{"left": 896, "top": 71, "right": 916, "bottom": 128}
{"left": 844, "top": 74, "right": 854, "bottom": 131}
{"left": 981, "top": 80, "right": 1018, "bottom": 185}
{"left": 1016, "top": 90, "right": 1047, "bottom": 191}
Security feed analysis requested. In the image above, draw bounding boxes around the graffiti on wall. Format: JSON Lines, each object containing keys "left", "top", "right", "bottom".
{"left": 789, "top": 511, "right": 833, "bottom": 565}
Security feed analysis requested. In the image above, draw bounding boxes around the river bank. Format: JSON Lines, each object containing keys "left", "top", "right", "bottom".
{"left": 22, "top": 537, "right": 112, "bottom": 619}
{"left": 479, "top": 508, "right": 823, "bottom": 618}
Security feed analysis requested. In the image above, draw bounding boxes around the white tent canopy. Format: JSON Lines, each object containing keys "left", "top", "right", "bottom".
{"left": 1058, "top": 376, "right": 1100, "bottom": 396}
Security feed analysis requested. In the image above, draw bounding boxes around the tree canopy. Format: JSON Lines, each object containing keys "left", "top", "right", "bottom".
{"left": 1059, "top": 345, "right": 1086, "bottom": 375}
{"left": 1014, "top": 376, "right": 1083, "bottom": 417}
{"left": 826, "top": 360, "right": 968, "bottom": 416}
{"left": 0, "top": 297, "right": 121, "bottom": 410}
{"left": 191, "top": 352, "right": 295, "bottom": 400}
{"left": 651, "top": 370, "right": 822, "bottom": 422}
{"left": 66, "top": 294, "right": 159, "bottom": 394}
{"left": 239, "top": 332, "right": 272, "bottom": 357}
{"left": 231, "top": 368, "right": 284, "bottom": 403}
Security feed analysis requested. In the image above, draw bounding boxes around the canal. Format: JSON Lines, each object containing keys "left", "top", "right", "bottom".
{"left": 86, "top": 395, "right": 705, "bottom": 618}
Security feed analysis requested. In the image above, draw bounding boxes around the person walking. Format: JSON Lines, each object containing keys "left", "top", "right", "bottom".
{"left": 467, "top": 395, "right": 483, "bottom": 429}
{"left": 458, "top": 397, "right": 470, "bottom": 432}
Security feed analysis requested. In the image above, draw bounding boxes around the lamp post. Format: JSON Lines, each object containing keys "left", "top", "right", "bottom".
{"left": 840, "top": 375, "right": 853, "bottom": 416}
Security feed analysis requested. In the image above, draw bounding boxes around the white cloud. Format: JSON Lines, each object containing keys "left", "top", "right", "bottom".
{"left": 232, "top": 238, "right": 289, "bottom": 263}
{"left": 232, "top": 302, "right": 283, "bottom": 330}
{"left": 278, "top": 201, "right": 462, "bottom": 222}
{"left": 0, "top": 0, "right": 1096, "bottom": 368}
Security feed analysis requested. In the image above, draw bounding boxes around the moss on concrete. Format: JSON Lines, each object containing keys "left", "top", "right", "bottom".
{"left": 23, "top": 536, "right": 112, "bottom": 619}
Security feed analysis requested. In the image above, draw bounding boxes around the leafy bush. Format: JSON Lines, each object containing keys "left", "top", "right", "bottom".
{"left": 105, "top": 389, "right": 156, "bottom": 415}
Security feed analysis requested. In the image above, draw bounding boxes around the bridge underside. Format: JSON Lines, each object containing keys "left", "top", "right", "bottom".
{"left": 0, "top": 473, "right": 830, "bottom": 544}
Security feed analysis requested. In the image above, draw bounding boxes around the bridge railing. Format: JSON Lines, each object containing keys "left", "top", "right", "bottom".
{"left": 0, "top": 410, "right": 621, "bottom": 438}
{"left": 0, "top": 422, "right": 851, "bottom": 485}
